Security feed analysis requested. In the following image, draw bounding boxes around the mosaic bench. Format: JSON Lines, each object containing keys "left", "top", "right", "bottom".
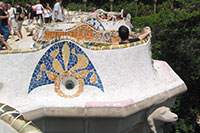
{"left": 34, "top": 23, "right": 138, "bottom": 45}
{"left": 0, "top": 29, "right": 186, "bottom": 133}
{"left": 0, "top": 34, "right": 149, "bottom": 55}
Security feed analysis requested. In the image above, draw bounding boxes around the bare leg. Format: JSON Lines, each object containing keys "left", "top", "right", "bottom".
{"left": 0, "top": 35, "right": 12, "bottom": 50}
{"left": 15, "top": 21, "right": 22, "bottom": 40}
{"left": 19, "top": 26, "right": 23, "bottom": 39}
{"left": 19, "top": 31, "right": 23, "bottom": 39}
{"left": 3, "top": 41, "right": 12, "bottom": 50}
{"left": 15, "top": 31, "right": 22, "bottom": 40}
{"left": 18, "top": 21, "right": 23, "bottom": 39}
{"left": 10, "top": 20, "right": 15, "bottom": 39}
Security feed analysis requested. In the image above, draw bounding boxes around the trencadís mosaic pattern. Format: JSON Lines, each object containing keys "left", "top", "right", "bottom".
{"left": 0, "top": 103, "right": 42, "bottom": 133}
{"left": 86, "top": 17, "right": 105, "bottom": 30}
{"left": 28, "top": 41, "right": 104, "bottom": 98}
{"left": 37, "top": 23, "right": 121, "bottom": 44}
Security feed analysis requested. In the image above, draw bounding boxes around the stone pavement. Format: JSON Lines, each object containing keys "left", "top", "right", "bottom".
{"left": 7, "top": 20, "right": 35, "bottom": 50}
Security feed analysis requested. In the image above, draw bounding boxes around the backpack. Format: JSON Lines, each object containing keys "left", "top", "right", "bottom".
{"left": 19, "top": 7, "right": 25, "bottom": 19}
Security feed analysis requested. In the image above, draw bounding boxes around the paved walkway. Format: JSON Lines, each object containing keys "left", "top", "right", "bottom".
{"left": 7, "top": 20, "right": 35, "bottom": 50}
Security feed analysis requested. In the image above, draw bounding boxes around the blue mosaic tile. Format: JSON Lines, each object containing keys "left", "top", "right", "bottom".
{"left": 28, "top": 40, "right": 104, "bottom": 94}
{"left": 86, "top": 18, "right": 105, "bottom": 30}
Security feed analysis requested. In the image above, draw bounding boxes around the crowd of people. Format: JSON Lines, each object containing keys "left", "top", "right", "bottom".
{"left": 0, "top": 0, "right": 64, "bottom": 50}
{"left": 0, "top": 0, "right": 151, "bottom": 51}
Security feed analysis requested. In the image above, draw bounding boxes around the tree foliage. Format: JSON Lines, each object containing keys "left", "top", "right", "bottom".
{"left": 158, "top": 14, "right": 200, "bottom": 133}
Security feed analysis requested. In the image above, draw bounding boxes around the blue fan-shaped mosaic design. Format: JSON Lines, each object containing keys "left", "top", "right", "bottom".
{"left": 28, "top": 41, "right": 104, "bottom": 94}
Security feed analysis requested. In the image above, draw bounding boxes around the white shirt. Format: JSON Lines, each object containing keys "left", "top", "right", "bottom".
{"left": 8, "top": 7, "right": 16, "bottom": 20}
{"left": 64, "top": 10, "right": 71, "bottom": 16}
{"left": 33, "top": 4, "right": 44, "bottom": 15}
{"left": 52, "top": 2, "right": 63, "bottom": 21}
{"left": 44, "top": 8, "right": 52, "bottom": 18}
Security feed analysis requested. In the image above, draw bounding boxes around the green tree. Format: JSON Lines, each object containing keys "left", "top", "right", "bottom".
{"left": 156, "top": 14, "right": 200, "bottom": 133}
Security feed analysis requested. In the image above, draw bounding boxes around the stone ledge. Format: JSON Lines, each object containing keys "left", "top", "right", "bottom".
{"left": 23, "top": 82, "right": 186, "bottom": 120}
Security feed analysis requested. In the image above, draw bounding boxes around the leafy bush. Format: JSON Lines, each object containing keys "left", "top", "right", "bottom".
{"left": 65, "top": 2, "right": 85, "bottom": 11}
{"left": 155, "top": 14, "right": 200, "bottom": 133}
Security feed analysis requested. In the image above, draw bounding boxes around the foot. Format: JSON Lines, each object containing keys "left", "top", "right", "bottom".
{"left": 7, "top": 46, "right": 12, "bottom": 50}
{"left": 27, "top": 34, "right": 33, "bottom": 36}
{"left": 15, "top": 39, "right": 20, "bottom": 42}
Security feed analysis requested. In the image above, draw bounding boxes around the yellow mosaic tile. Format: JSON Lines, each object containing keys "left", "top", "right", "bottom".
{"left": 78, "top": 70, "right": 90, "bottom": 79}
{"left": 0, "top": 50, "right": 9, "bottom": 54}
{"left": 53, "top": 59, "right": 64, "bottom": 73}
{"left": 40, "top": 64, "right": 46, "bottom": 71}
{"left": 62, "top": 43, "right": 70, "bottom": 70}
{"left": 10, "top": 49, "right": 21, "bottom": 53}
{"left": 47, "top": 71, "right": 57, "bottom": 81}
{"left": 22, "top": 48, "right": 32, "bottom": 53}
{"left": 50, "top": 48, "right": 59, "bottom": 58}
{"left": 90, "top": 73, "right": 98, "bottom": 84}
{"left": 37, "top": 72, "right": 42, "bottom": 80}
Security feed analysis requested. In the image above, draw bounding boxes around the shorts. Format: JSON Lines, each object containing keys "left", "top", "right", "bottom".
{"left": 9, "top": 18, "right": 16, "bottom": 32}
{"left": 45, "top": 17, "right": 52, "bottom": 23}
{"left": 36, "top": 14, "right": 43, "bottom": 21}
{"left": 15, "top": 21, "right": 23, "bottom": 32}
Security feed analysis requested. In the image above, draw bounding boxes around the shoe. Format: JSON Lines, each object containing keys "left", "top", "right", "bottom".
{"left": 27, "top": 34, "right": 33, "bottom": 36}
{"left": 15, "top": 39, "right": 20, "bottom": 42}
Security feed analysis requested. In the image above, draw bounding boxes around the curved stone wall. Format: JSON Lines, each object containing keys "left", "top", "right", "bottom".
{"left": 0, "top": 36, "right": 186, "bottom": 115}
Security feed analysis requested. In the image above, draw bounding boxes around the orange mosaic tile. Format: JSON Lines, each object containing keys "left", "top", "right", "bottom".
{"left": 41, "top": 24, "right": 100, "bottom": 42}
{"left": 40, "top": 24, "right": 122, "bottom": 44}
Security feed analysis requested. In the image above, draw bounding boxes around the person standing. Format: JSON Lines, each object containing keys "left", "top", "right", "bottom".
{"left": 26, "top": 2, "right": 34, "bottom": 24}
{"left": 0, "top": 2, "right": 10, "bottom": 41}
{"left": 14, "top": 3, "right": 24, "bottom": 41}
{"left": 64, "top": 8, "right": 71, "bottom": 22}
{"left": 26, "top": 2, "right": 34, "bottom": 36}
{"left": 7, "top": 3, "right": 16, "bottom": 39}
{"left": 44, "top": 3, "right": 52, "bottom": 24}
{"left": 52, "top": 0, "right": 63, "bottom": 22}
{"left": 33, "top": 0, "right": 44, "bottom": 24}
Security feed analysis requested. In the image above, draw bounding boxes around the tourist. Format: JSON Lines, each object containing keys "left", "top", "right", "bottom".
{"left": 0, "top": 34, "right": 11, "bottom": 50}
{"left": 26, "top": 2, "right": 34, "bottom": 25}
{"left": 32, "top": 4, "right": 37, "bottom": 21}
{"left": 14, "top": 3, "right": 24, "bottom": 41}
{"left": 26, "top": 2, "right": 34, "bottom": 36}
{"left": 44, "top": 3, "right": 52, "bottom": 24}
{"left": 65, "top": 8, "right": 71, "bottom": 17}
{"left": 118, "top": 25, "right": 151, "bottom": 44}
{"left": 97, "top": 13, "right": 112, "bottom": 21}
{"left": 52, "top": 0, "right": 63, "bottom": 22}
{"left": 64, "top": 8, "right": 71, "bottom": 22}
{"left": 7, "top": 3, "right": 16, "bottom": 39}
{"left": 0, "top": 2, "right": 10, "bottom": 41}
{"left": 33, "top": 0, "right": 44, "bottom": 24}
{"left": 92, "top": 6, "right": 96, "bottom": 12}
